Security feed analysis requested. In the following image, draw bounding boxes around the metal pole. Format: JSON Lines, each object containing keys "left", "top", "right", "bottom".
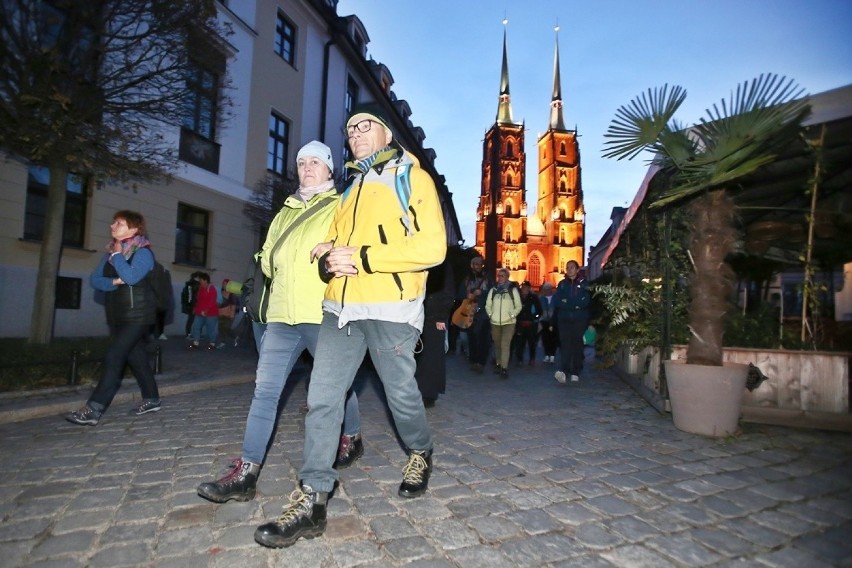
{"left": 154, "top": 345, "right": 162, "bottom": 375}
{"left": 67, "top": 349, "right": 78, "bottom": 385}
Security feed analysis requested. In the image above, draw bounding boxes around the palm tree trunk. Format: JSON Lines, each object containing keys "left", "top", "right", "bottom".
{"left": 685, "top": 190, "right": 737, "bottom": 366}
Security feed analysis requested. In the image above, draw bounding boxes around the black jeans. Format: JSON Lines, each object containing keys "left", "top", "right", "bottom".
{"left": 467, "top": 312, "right": 491, "bottom": 366}
{"left": 512, "top": 321, "right": 538, "bottom": 362}
{"left": 557, "top": 318, "right": 587, "bottom": 376}
{"left": 89, "top": 324, "right": 159, "bottom": 412}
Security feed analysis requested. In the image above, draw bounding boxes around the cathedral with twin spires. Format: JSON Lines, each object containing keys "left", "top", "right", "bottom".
{"left": 474, "top": 26, "right": 586, "bottom": 289}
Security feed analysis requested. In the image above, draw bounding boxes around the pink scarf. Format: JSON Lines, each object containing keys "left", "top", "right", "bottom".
{"left": 296, "top": 179, "right": 335, "bottom": 203}
{"left": 106, "top": 235, "right": 151, "bottom": 264}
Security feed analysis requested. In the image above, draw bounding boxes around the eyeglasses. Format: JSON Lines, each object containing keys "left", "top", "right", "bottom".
{"left": 346, "top": 119, "right": 374, "bottom": 138}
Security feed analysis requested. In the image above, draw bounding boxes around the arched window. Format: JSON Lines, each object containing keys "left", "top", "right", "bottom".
{"left": 505, "top": 225, "right": 513, "bottom": 242}
{"left": 505, "top": 202, "right": 513, "bottom": 216}
{"left": 559, "top": 226, "right": 568, "bottom": 244}
{"left": 560, "top": 142, "right": 566, "bottom": 155}
{"left": 560, "top": 180, "right": 567, "bottom": 193}
{"left": 506, "top": 141, "right": 514, "bottom": 157}
{"left": 528, "top": 255, "right": 541, "bottom": 286}
{"left": 507, "top": 174, "right": 513, "bottom": 187}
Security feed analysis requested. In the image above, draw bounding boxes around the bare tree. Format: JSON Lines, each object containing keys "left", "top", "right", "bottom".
{"left": 0, "top": 0, "right": 231, "bottom": 343}
{"left": 242, "top": 174, "right": 299, "bottom": 243}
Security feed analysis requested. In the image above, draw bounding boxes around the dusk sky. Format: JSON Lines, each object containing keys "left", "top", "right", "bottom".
{"left": 337, "top": 0, "right": 852, "bottom": 255}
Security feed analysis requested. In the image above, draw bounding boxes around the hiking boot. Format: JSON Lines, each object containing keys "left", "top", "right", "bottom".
{"left": 398, "top": 449, "right": 432, "bottom": 498}
{"left": 130, "top": 400, "right": 161, "bottom": 415}
{"left": 334, "top": 433, "right": 364, "bottom": 469}
{"left": 554, "top": 371, "right": 567, "bottom": 384}
{"left": 254, "top": 485, "right": 328, "bottom": 548}
{"left": 197, "top": 458, "right": 260, "bottom": 503}
{"left": 65, "top": 405, "right": 101, "bottom": 426}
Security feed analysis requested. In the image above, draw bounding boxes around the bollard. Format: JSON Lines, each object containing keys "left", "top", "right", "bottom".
{"left": 154, "top": 344, "right": 162, "bottom": 375}
{"left": 68, "top": 349, "right": 79, "bottom": 385}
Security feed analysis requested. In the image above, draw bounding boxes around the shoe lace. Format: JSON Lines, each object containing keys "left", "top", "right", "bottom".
{"left": 337, "top": 435, "right": 351, "bottom": 457}
{"left": 401, "top": 453, "right": 428, "bottom": 484}
{"left": 217, "top": 458, "right": 246, "bottom": 484}
{"left": 275, "top": 488, "right": 312, "bottom": 525}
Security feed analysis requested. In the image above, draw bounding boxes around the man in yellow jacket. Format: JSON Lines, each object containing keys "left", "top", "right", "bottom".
{"left": 255, "top": 103, "right": 447, "bottom": 549}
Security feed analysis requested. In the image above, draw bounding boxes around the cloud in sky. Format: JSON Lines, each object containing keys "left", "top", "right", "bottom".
{"left": 337, "top": 0, "right": 852, "bottom": 254}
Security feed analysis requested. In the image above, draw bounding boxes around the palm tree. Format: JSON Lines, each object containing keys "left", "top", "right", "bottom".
{"left": 603, "top": 74, "right": 810, "bottom": 367}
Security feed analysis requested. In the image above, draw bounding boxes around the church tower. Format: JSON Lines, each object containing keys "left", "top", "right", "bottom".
{"left": 536, "top": 27, "right": 585, "bottom": 277}
{"left": 475, "top": 23, "right": 585, "bottom": 288}
{"left": 476, "top": 22, "right": 528, "bottom": 279}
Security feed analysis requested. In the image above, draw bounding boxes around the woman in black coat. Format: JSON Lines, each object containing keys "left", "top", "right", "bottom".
{"left": 415, "top": 259, "right": 455, "bottom": 407}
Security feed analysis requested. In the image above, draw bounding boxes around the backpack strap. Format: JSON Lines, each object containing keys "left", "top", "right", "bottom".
{"left": 394, "top": 163, "right": 413, "bottom": 234}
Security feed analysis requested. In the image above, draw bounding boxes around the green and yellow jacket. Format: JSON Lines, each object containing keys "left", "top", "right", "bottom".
{"left": 261, "top": 188, "right": 339, "bottom": 325}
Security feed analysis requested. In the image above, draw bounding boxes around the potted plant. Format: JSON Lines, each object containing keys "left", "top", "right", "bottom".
{"left": 602, "top": 74, "right": 810, "bottom": 436}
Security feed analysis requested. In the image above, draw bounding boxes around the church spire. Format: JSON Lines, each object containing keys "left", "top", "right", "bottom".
{"left": 496, "top": 19, "right": 514, "bottom": 125}
{"left": 549, "top": 25, "right": 566, "bottom": 130}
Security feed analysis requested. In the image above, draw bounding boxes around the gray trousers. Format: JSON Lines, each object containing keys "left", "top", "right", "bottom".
{"left": 300, "top": 312, "right": 432, "bottom": 493}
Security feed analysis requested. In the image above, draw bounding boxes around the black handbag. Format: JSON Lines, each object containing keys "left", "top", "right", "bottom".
{"left": 242, "top": 196, "right": 335, "bottom": 323}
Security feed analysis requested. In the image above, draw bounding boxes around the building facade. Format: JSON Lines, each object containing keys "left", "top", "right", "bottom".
{"left": 474, "top": 28, "right": 585, "bottom": 288}
{"left": 0, "top": 0, "right": 460, "bottom": 338}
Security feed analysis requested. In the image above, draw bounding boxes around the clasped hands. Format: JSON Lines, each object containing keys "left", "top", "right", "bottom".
{"left": 310, "top": 241, "right": 359, "bottom": 278}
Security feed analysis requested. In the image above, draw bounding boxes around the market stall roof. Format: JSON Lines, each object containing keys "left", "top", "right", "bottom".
{"left": 601, "top": 84, "right": 852, "bottom": 269}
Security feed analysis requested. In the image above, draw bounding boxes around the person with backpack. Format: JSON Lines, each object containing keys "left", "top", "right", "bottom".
{"left": 65, "top": 210, "right": 162, "bottom": 426}
{"left": 253, "top": 104, "right": 446, "bottom": 549}
{"left": 485, "top": 268, "right": 522, "bottom": 379}
{"left": 197, "top": 141, "right": 364, "bottom": 507}
{"left": 181, "top": 272, "right": 201, "bottom": 338}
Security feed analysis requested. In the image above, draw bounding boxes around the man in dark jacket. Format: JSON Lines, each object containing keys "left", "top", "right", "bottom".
{"left": 553, "top": 261, "right": 591, "bottom": 383}
{"left": 512, "top": 281, "right": 543, "bottom": 366}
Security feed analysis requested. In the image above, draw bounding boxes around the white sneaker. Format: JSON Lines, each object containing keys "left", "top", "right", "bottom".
{"left": 570, "top": 374, "right": 579, "bottom": 382}
{"left": 554, "top": 371, "right": 566, "bottom": 384}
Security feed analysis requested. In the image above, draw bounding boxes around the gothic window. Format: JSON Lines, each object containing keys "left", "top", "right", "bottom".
{"left": 505, "top": 202, "right": 513, "bottom": 216}
{"left": 560, "top": 226, "right": 568, "bottom": 244}
{"left": 560, "top": 141, "right": 567, "bottom": 155}
{"left": 505, "top": 225, "right": 513, "bottom": 242}
{"left": 506, "top": 174, "right": 513, "bottom": 187}
{"left": 560, "top": 179, "right": 567, "bottom": 193}
{"left": 528, "top": 255, "right": 541, "bottom": 286}
{"left": 506, "top": 141, "right": 514, "bottom": 157}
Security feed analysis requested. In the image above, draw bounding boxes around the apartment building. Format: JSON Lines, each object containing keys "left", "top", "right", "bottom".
{"left": 0, "top": 0, "right": 461, "bottom": 338}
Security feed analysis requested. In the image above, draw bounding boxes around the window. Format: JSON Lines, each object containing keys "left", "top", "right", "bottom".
{"left": 24, "top": 166, "right": 87, "bottom": 248}
{"left": 268, "top": 112, "right": 290, "bottom": 176}
{"left": 179, "top": 55, "right": 221, "bottom": 173}
{"left": 506, "top": 141, "right": 514, "bottom": 157}
{"left": 275, "top": 12, "right": 296, "bottom": 65}
{"left": 175, "top": 203, "right": 209, "bottom": 267}
{"left": 528, "top": 256, "right": 541, "bottom": 286}
{"left": 183, "top": 61, "right": 217, "bottom": 141}
{"left": 344, "top": 76, "right": 359, "bottom": 160}
{"left": 560, "top": 142, "right": 567, "bottom": 155}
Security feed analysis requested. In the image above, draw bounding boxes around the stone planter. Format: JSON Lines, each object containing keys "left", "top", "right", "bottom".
{"left": 664, "top": 359, "right": 749, "bottom": 437}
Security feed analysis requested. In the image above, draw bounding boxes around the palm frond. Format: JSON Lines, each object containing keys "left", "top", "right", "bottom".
{"left": 602, "top": 84, "right": 687, "bottom": 161}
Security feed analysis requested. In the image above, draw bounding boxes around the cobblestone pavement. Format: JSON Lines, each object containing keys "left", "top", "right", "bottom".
{"left": 0, "top": 339, "right": 851, "bottom": 567}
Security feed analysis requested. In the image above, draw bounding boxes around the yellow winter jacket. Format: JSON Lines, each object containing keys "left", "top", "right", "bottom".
{"left": 322, "top": 148, "right": 446, "bottom": 330}
{"left": 260, "top": 189, "right": 338, "bottom": 325}
{"left": 485, "top": 285, "right": 522, "bottom": 326}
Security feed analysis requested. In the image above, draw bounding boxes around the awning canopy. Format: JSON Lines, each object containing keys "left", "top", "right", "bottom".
{"left": 602, "top": 84, "right": 852, "bottom": 270}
